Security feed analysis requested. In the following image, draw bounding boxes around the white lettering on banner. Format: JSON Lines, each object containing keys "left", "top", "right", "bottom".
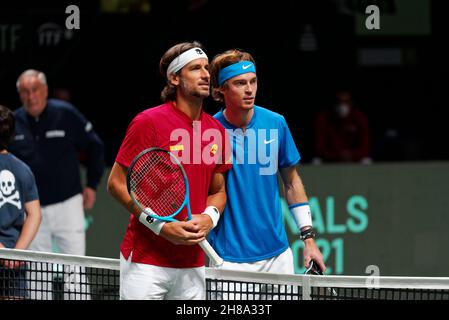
{"left": 38, "top": 23, "right": 63, "bottom": 46}
{"left": 0, "top": 24, "right": 21, "bottom": 53}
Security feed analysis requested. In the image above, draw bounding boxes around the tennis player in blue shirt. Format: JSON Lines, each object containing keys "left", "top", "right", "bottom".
{"left": 208, "top": 49, "right": 325, "bottom": 274}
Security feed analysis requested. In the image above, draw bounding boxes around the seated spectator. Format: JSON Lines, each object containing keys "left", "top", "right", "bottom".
{"left": 313, "top": 89, "right": 371, "bottom": 164}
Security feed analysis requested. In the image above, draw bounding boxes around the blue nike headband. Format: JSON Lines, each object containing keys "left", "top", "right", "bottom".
{"left": 217, "top": 61, "right": 256, "bottom": 86}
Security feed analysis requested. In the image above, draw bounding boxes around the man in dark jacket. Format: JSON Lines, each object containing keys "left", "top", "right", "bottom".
{"left": 10, "top": 69, "right": 104, "bottom": 256}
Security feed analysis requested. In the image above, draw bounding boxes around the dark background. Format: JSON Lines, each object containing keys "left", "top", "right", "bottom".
{"left": 0, "top": 0, "right": 448, "bottom": 165}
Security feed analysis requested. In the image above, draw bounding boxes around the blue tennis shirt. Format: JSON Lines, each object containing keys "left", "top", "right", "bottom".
{"left": 209, "top": 105, "right": 300, "bottom": 262}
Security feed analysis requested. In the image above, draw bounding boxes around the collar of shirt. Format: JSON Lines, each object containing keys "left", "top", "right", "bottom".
{"left": 25, "top": 103, "right": 49, "bottom": 124}
{"left": 168, "top": 101, "right": 205, "bottom": 126}
{"left": 220, "top": 105, "right": 257, "bottom": 130}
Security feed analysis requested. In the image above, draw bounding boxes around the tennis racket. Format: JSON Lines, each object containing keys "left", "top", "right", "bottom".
{"left": 305, "top": 260, "right": 338, "bottom": 298}
{"left": 126, "top": 147, "right": 224, "bottom": 266}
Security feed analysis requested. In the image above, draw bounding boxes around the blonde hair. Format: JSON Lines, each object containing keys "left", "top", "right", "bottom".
{"left": 209, "top": 49, "right": 256, "bottom": 102}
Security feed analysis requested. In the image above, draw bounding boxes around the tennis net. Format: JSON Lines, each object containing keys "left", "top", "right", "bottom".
{"left": 0, "top": 248, "right": 119, "bottom": 300}
{"left": 205, "top": 268, "right": 449, "bottom": 300}
{"left": 1, "top": 248, "right": 448, "bottom": 300}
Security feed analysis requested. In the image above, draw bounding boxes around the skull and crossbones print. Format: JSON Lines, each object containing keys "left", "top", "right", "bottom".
{"left": 0, "top": 170, "right": 22, "bottom": 210}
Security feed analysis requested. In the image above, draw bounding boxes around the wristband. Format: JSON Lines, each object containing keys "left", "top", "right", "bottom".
{"left": 300, "top": 227, "right": 317, "bottom": 241}
{"left": 289, "top": 202, "right": 312, "bottom": 229}
{"left": 139, "top": 211, "right": 166, "bottom": 235}
{"left": 203, "top": 206, "right": 220, "bottom": 228}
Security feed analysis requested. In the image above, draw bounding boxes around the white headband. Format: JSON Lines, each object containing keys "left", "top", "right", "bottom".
{"left": 166, "top": 47, "right": 208, "bottom": 78}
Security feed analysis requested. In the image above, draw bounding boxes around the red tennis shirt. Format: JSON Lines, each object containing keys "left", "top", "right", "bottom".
{"left": 116, "top": 102, "right": 232, "bottom": 268}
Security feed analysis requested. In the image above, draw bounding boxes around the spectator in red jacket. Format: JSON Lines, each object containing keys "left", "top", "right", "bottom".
{"left": 313, "top": 90, "right": 371, "bottom": 164}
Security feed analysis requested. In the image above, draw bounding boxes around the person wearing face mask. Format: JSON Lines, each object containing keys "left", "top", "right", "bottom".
{"left": 313, "top": 89, "right": 371, "bottom": 163}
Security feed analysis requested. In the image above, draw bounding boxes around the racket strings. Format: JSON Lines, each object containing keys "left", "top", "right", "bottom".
{"left": 130, "top": 151, "right": 186, "bottom": 217}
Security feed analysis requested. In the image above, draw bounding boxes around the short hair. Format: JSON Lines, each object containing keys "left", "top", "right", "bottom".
{"left": 0, "top": 105, "right": 15, "bottom": 151}
{"left": 209, "top": 49, "right": 256, "bottom": 102}
{"left": 159, "top": 41, "right": 205, "bottom": 102}
{"left": 16, "top": 69, "right": 47, "bottom": 91}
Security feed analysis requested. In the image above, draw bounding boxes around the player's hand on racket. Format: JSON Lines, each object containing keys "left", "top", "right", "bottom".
{"left": 304, "top": 238, "right": 326, "bottom": 273}
{"left": 304, "top": 260, "right": 338, "bottom": 298}
{"left": 189, "top": 213, "right": 214, "bottom": 235}
{"left": 158, "top": 220, "right": 207, "bottom": 245}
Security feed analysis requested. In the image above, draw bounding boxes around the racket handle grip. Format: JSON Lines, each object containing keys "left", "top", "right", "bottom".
{"left": 199, "top": 240, "right": 224, "bottom": 266}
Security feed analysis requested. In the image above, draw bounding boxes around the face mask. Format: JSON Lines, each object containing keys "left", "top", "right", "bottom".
{"left": 335, "top": 103, "right": 350, "bottom": 118}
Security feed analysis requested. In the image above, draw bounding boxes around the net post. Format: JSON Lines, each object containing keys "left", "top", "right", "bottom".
{"left": 302, "top": 275, "right": 312, "bottom": 300}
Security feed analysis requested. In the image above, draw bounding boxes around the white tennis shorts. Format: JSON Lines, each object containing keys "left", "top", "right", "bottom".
{"left": 120, "top": 252, "right": 205, "bottom": 300}
{"left": 208, "top": 248, "right": 295, "bottom": 300}
{"left": 29, "top": 193, "right": 85, "bottom": 255}
{"left": 210, "top": 248, "right": 294, "bottom": 274}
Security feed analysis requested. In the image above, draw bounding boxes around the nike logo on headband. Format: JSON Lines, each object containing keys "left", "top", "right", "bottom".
{"left": 242, "top": 64, "right": 252, "bottom": 70}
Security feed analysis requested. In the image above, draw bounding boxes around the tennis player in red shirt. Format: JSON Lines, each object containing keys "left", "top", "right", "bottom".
{"left": 107, "top": 41, "right": 231, "bottom": 300}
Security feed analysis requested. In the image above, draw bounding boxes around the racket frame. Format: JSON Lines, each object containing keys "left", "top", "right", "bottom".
{"left": 127, "top": 147, "right": 190, "bottom": 222}
{"left": 127, "top": 147, "right": 224, "bottom": 266}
